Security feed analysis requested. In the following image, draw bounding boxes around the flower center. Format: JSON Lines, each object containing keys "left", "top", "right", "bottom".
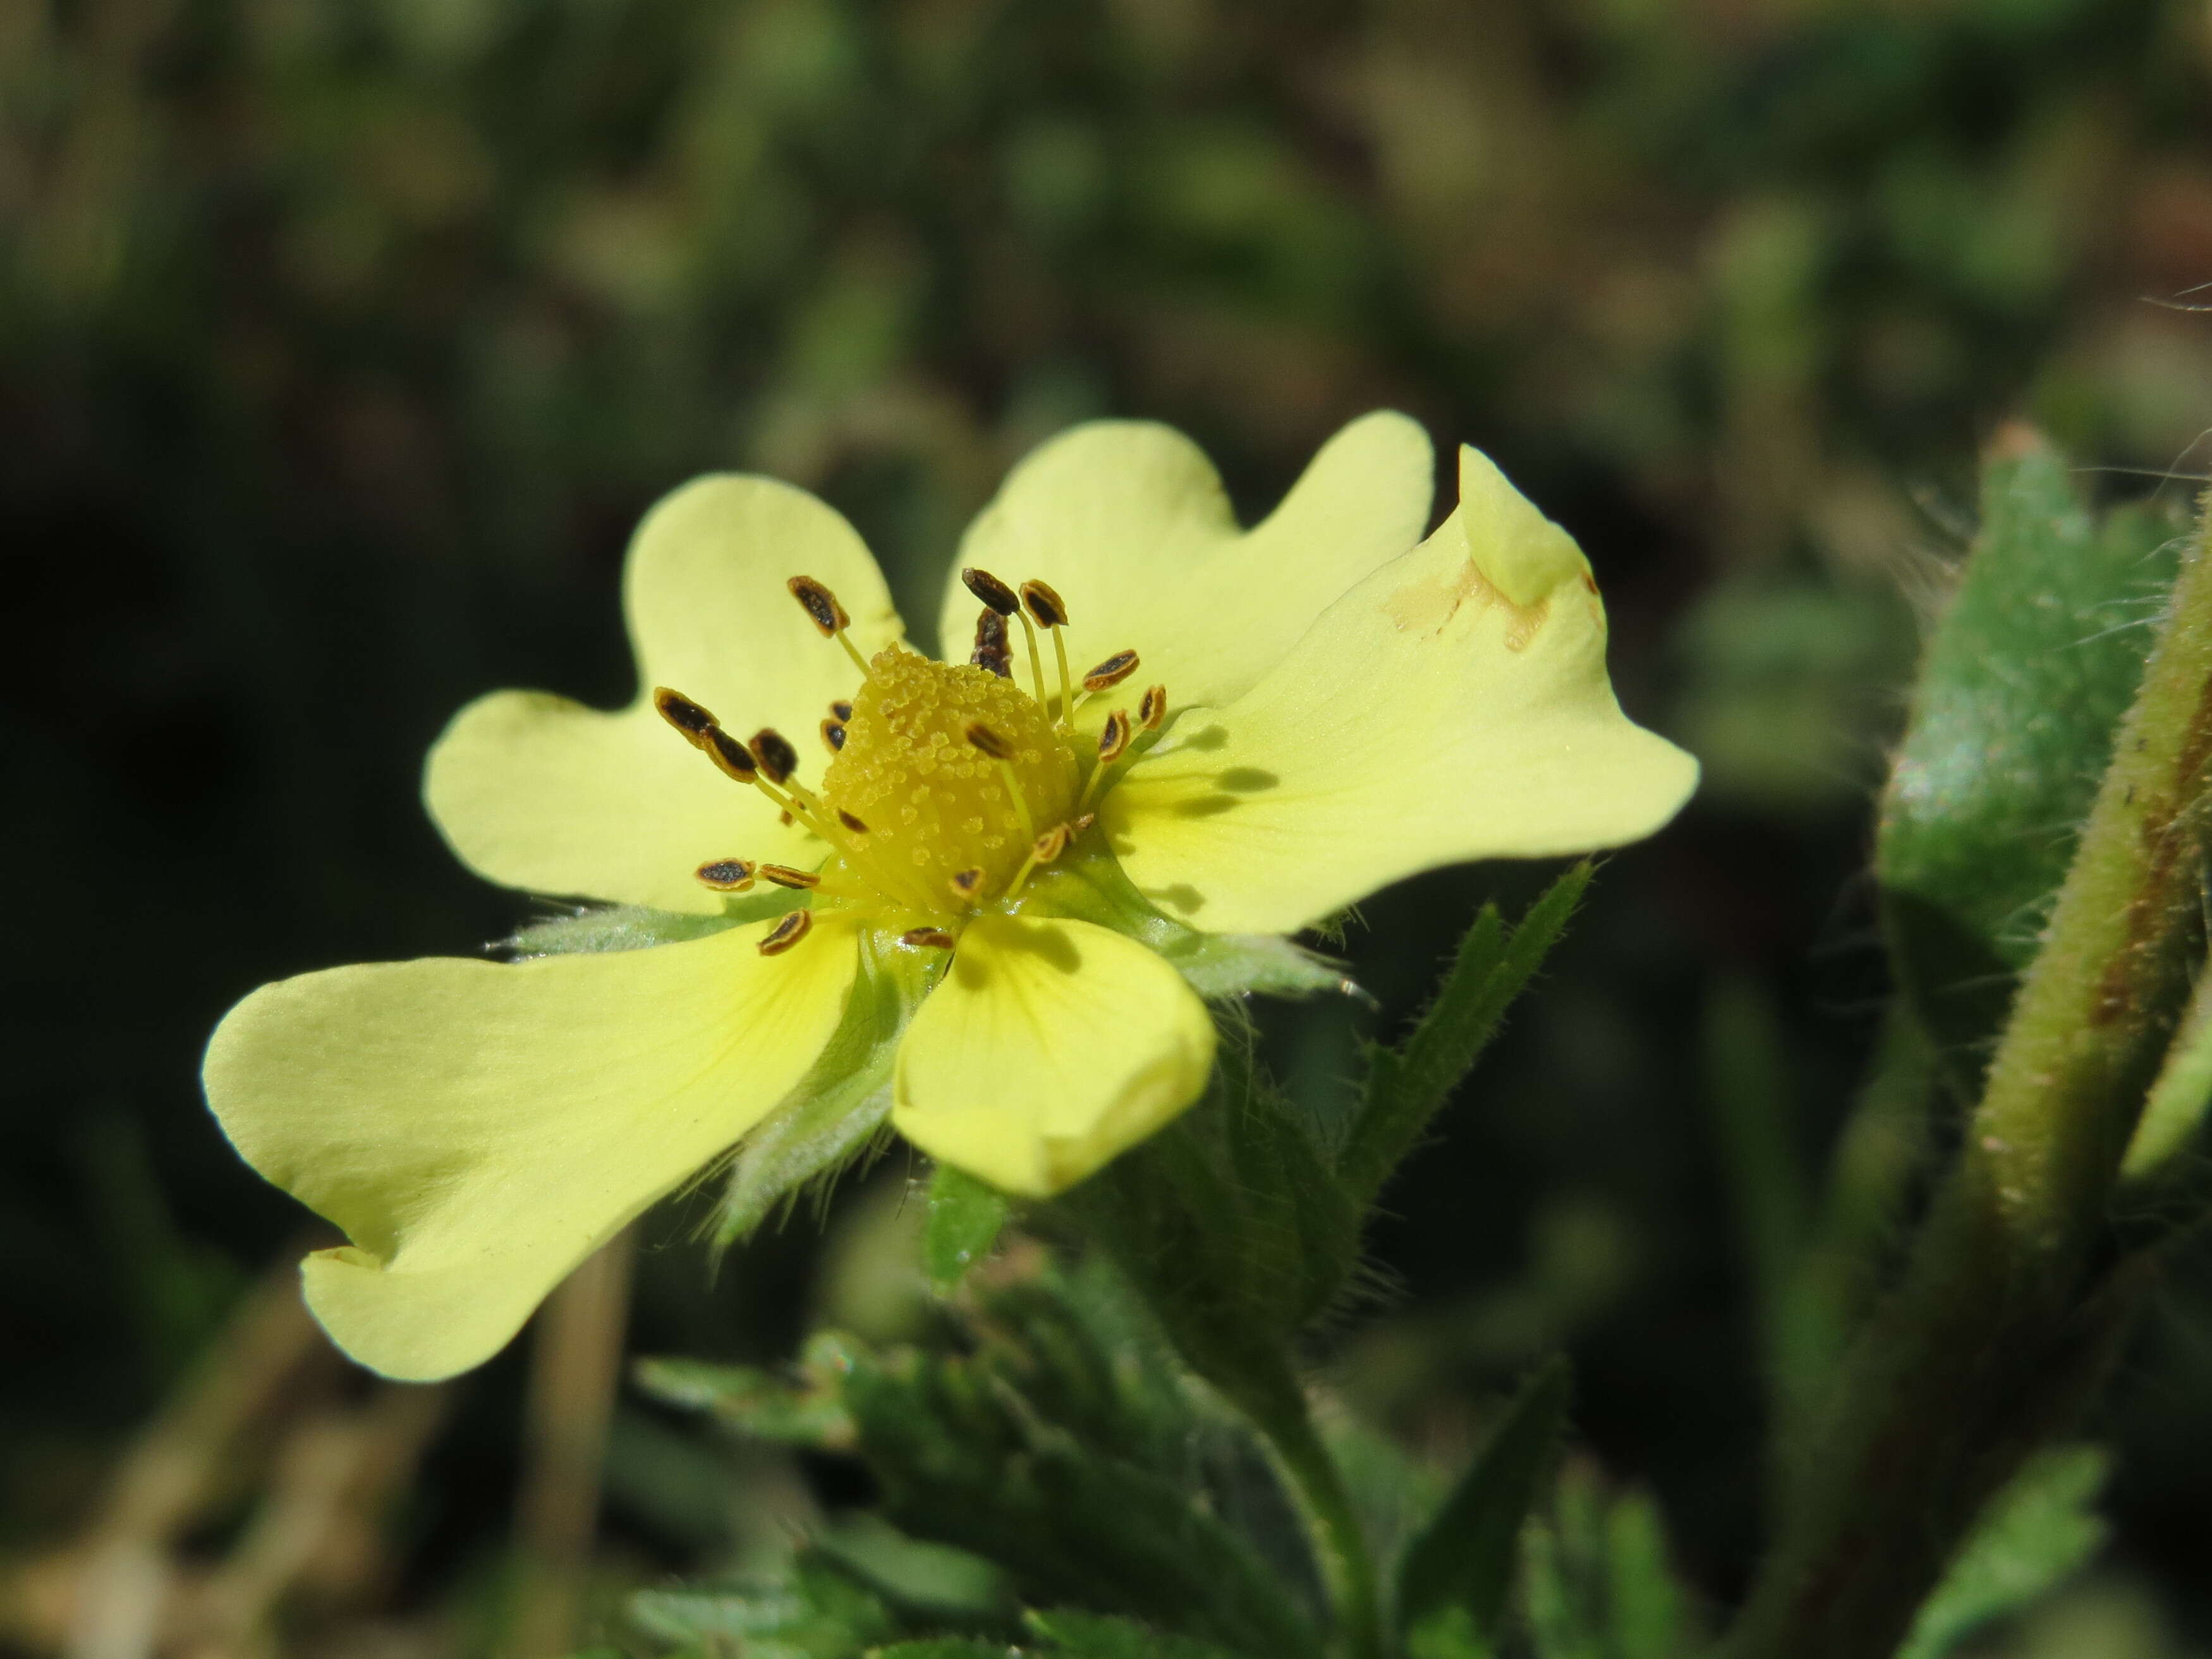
{"left": 819, "top": 646, "right": 1079, "bottom": 918}
{"left": 650, "top": 566, "right": 1162, "bottom": 954}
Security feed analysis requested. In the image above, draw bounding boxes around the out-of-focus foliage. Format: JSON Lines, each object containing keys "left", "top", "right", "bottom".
{"left": 6, "top": 0, "right": 2212, "bottom": 1653}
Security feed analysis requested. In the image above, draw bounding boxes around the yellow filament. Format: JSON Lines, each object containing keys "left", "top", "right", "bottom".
{"left": 994, "top": 757, "right": 1035, "bottom": 845}
{"left": 834, "top": 630, "right": 872, "bottom": 679}
{"left": 1050, "top": 627, "right": 1074, "bottom": 727}
{"left": 1015, "top": 610, "right": 1049, "bottom": 710}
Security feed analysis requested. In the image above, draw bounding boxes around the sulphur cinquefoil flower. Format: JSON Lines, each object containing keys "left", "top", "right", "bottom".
{"left": 204, "top": 413, "right": 1696, "bottom": 1380}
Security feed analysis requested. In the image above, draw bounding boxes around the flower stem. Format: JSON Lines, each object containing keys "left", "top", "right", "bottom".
{"left": 1724, "top": 494, "right": 2212, "bottom": 1659}
{"left": 1250, "top": 1385, "right": 1383, "bottom": 1659}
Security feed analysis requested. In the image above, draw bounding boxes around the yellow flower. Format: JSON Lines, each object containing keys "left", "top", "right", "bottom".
{"left": 203, "top": 413, "right": 1696, "bottom": 1380}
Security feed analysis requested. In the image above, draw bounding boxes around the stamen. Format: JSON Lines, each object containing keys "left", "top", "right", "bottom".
{"left": 964, "top": 721, "right": 1034, "bottom": 842}
{"left": 1082, "top": 649, "right": 1139, "bottom": 693}
{"left": 653, "top": 687, "right": 717, "bottom": 745}
{"left": 830, "top": 700, "right": 854, "bottom": 722}
{"left": 820, "top": 718, "right": 846, "bottom": 753}
{"left": 900, "top": 927, "right": 956, "bottom": 949}
{"left": 758, "top": 864, "right": 821, "bottom": 889}
{"left": 1021, "top": 579, "right": 1076, "bottom": 724}
{"left": 971, "top": 608, "right": 1013, "bottom": 679}
{"left": 786, "top": 574, "right": 872, "bottom": 678}
{"left": 1138, "top": 684, "right": 1167, "bottom": 730}
{"left": 695, "top": 858, "right": 757, "bottom": 891}
{"left": 961, "top": 568, "right": 1020, "bottom": 616}
{"left": 836, "top": 808, "right": 870, "bottom": 836}
{"left": 950, "top": 866, "right": 985, "bottom": 903}
{"left": 703, "top": 726, "right": 760, "bottom": 782}
{"left": 963, "top": 722, "right": 1012, "bottom": 760}
{"left": 1097, "top": 710, "right": 1133, "bottom": 765}
{"left": 750, "top": 729, "right": 799, "bottom": 786}
{"left": 1005, "top": 822, "right": 1071, "bottom": 897}
{"left": 758, "top": 909, "right": 813, "bottom": 955}
{"left": 1018, "top": 580, "right": 1068, "bottom": 628}
{"left": 1078, "top": 714, "right": 1133, "bottom": 813}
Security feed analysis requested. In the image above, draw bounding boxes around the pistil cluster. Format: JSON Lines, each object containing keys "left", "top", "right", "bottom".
{"left": 653, "top": 568, "right": 1165, "bottom": 956}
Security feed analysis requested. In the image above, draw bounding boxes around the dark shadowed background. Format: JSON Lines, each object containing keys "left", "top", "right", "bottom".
{"left": 6, "top": 0, "right": 2212, "bottom": 1652}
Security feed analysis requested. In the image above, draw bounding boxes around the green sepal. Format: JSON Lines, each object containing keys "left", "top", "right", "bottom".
{"left": 503, "top": 893, "right": 799, "bottom": 956}
{"left": 1340, "top": 863, "right": 1591, "bottom": 1207}
{"left": 1879, "top": 429, "right": 2187, "bottom": 1095}
{"left": 1893, "top": 1446, "right": 2109, "bottom": 1659}
{"left": 926, "top": 1163, "right": 1011, "bottom": 1290}
{"left": 712, "top": 940, "right": 935, "bottom": 1247}
{"left": 1028, "top": 851, "right": 1355, "bottom": 1000}
{"left": 1397, "top": 1356, "right": 1572, "bottom": 1650}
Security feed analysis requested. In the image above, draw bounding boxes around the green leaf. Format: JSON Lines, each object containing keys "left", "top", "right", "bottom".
{"left": 1879, "top": 428, "right": 2186, "bottom": 1095}
{"left": 1894, "top": 1446, "right": 2110, "bottom": 1659}
{"left": 629, "top": 1553, "right": 898, "bottom": 1655}
{"left": 1397, "top": 1356, "right": 1572, "bottom": 1645}
{"left": 504, "top": 897, "right": 791, "bottom": 956}
{"left": 632, "top": 1346, "right": 858, "bottom": 1449}
{"left": 1023, "top": 1607, "right": 1248, "bottom": 1657}
{"left": 925, "top": 1163, "right": 1010, "bottom": 1290}
{"left": 713, "top": 944, "right": 930, "bottom": 1246}
{"left": 873, "top": 1644, "right": 1018, "bottom": 1658}
{"left": 1603, "top": 1490, "right": 1692, "bottom": 1659}
{"left": 1340, "top": 864, "right": 1591, "bottom": 1206}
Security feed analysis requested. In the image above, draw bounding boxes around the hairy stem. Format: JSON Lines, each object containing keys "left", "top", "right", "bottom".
{"left": 1725, "top": 494, "right": 2212, "bottom": 1659}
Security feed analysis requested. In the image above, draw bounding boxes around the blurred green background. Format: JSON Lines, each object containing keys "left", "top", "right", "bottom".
{"left": 5, "top": 0, "right": 2212, "bottom": 1653}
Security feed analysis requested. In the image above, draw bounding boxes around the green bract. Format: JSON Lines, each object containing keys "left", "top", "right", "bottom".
{"left": 202, "top": 413, "right": 1697, "bottom": 1380}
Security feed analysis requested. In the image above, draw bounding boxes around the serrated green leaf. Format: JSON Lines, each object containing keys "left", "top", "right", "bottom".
{"left": 813, "top": 1514, "right": 1017, "bottom": 1629}
{"left": 1022, "top": 1607, "right": 1248, "bottom": 1658}
{"left": 1894, "top": 1446, "right": 2110, "bottom": 1659}
{"left": 715, "top": 944, "right": 930, "bottom": 1245}
{"left": 1341, "top": 865, "right": 1591, "bottom": 1206}
{"left": 632, "top": 1352, "right": 857, "bottom": 1449}
{"left": 1880, "top": 430, "right": 2185, "bottom": 1095}
{"left": 504, "top": 897, "right": 788, "bottom": 956}
{"left": 1398, "top": 1356, "right": 1572, "bottom": 1644}
{"left": 629, "top": 1554, "right": 898, "bottom": 1656}
{"left": 872, "top": 1644, "right": 1016, "bottom": 1658}
{"left": 925, "top": 1164, "right": 1010, "bottom": 1290}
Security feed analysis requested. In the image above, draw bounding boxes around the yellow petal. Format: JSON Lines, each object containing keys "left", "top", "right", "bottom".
{"left": 1102, "top": 446, "right": 1699, "bottom": 935}
{"left": 203, "top": 916, "right": 860, "bottom": 1379}
{"left": 891, "top": 915, "right": 1215, "bottom": 1196}
{"left": 940, "top": 411, "right": 1432, "bottom": 722}
{"left": 426, "top": 477, "right": 902, "bottom": 912}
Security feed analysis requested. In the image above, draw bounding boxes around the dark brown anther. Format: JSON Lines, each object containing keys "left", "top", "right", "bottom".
{"left": 1138, "top": 684, "right": 1167, "bottom": 730}
{"left": 830, "top": 700, "right": 854, "bottom": 722}
{"left": 787, "top": 574, "right": 849, "bottom": 637}
{"left": 704, "top": 726, "right": 760, "bottom": 782}
{"left": 1097, "top": 710, "right": 1133, "bottom": 765}
{"left": 758, "top": 864, "right": 821, "bottom": 889}
{"left": 1019, "top": 578, "right": 1069, "bottom": 629}
{"left": 1082, "top": 649, "right": 1139, "bottom": 693}
{"left": 901, "top": 927, "right": 957, "bottom": 949}
{"left": 971, "top": 608, "right": 1012, "bottom": 678}
{"left": 749, "top": 728, "right": 799, "bottom": 784}
{"left": 1031, "top": 823, "right": 1069, "bottom": 863}
{"left": 962, "top": 567, "right": 1021, "bottom": 616}
{"left": 653, "top": 686, "right": 717, "bottom": 744}
{"left": 964, "top": 722, "right": 1012, "bottom": 760}
{"left": 695, "top": 858, "right": 757, "bottom": 891}
{"left": 836, "top": 808, "right": 870, "bottom": 835}
{"left": 820, "top": 718, "right": 847, "bottom": 753}
{"left": 758, "top": 909, "right": 814, "bottom": 955}
{"left": 779, "top": 809, "right": 795, "bottom": 826}
{"left": 949, "top": 866, "right": 985, "bottom": 901}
